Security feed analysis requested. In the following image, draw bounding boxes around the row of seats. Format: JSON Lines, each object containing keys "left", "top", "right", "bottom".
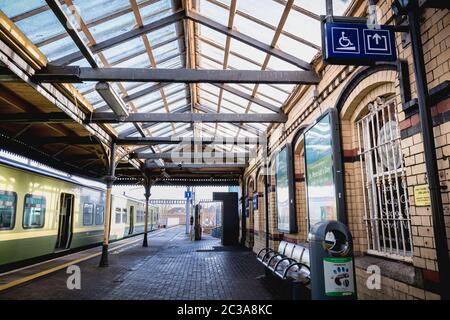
{"left": 257, "top": 241, "right": 311, "bottom": 285}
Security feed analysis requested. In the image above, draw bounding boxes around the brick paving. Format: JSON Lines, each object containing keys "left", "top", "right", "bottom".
{"left": 0, "top": 226, "right": 276, "bottom": 300}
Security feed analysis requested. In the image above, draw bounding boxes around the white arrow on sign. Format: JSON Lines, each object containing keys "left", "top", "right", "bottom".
{"left": 367, "top": 33, "right": 388, "bottom": 51}
{"left": 372, "top": 33, "right": 382, "bottom": 45}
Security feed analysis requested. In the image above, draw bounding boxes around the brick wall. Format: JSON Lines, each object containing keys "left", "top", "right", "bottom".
{"left": 242, "top": 0, "right": 450, "bottom": 299}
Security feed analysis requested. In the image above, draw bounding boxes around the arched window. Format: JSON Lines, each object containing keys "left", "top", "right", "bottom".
{"left": 356, "top": 97, "right": 412, "bottom": 259}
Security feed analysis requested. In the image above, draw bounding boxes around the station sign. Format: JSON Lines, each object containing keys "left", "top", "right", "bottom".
{"left": 184, "top": 191, "right": 192, "bottom": 199}
{"left": 323, "top": 22, "right": 397, "bottom": 65}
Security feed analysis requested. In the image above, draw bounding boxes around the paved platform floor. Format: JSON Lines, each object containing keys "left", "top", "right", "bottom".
{"left": 0, "top": 226, "right": 277, "bottom": 300}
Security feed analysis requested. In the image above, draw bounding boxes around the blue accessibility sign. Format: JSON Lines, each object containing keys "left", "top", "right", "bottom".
{"left": 323, "top": 22, "right": 397, "bottom": 65}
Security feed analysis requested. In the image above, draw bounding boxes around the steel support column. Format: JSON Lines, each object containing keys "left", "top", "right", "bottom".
{"left": 407, "top": 1, "right": 450, "bottom": 300}
{"left": 143, "top": 177, "right": 152, "bottom": 247}
{"left": 99, "top": 144, "right": 116, "bottom": 267}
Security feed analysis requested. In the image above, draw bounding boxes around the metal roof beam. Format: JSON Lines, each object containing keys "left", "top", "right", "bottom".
{"left": 117, "top": 105, "right": 192, "bottom": 137}
{"left": 88, "top": 112, "right": 287, "bottom": 123}
{"left": 130, "top": 151, "right": 250, "bottom": 160}
{"left": 211, "top": 83, "right": 280, "bottom": 113}
{"left": 115, "top": 136, "right": 260, "bottom": 145}
{"left": 143, "top": 162, "right": 246, "bottom": 169}
{"left": 34, "top": 66, "right": 321, "bottom": 84}
{"left": 0, "top": 113, "right": 73, "bottom": 123}
{"left": 33, "top": 136, "right": 101, "bottom": 145}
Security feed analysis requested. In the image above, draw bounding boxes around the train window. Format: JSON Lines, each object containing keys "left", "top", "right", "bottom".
{"left": 137, "top": 210, "right": 144, "bottom": 223}
{"left": 115, "top": 208, "right": 121, "bottom": 223}
{"left": 95, "top": 205, "right": 104, "bottom": 225}
{"left": 83, "top": 203, "right": 94, "bottom": 225}
{"left": 122, "top": 208, "right": 127, "bottom": 224}
{"left": 0, "top": 190, "right": 17, "bottom": 230}
{"left": 23, "top": 195, "right": 46, "bottom": 229}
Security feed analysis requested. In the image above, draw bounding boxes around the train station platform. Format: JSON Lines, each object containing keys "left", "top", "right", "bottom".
{"left": 0, "top": 226, "right": 274, "bottom": 300}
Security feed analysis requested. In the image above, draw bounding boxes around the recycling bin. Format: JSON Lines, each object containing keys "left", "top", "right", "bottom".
{"left": 308, "top": 220, "right": 357, "bottom": 300}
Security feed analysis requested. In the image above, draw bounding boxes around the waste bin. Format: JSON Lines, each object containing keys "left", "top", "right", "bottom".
{"left": 308, "top": 220, "right": 357, "bottom": 300}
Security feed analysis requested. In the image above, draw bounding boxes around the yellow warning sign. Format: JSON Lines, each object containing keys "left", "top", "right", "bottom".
{"left": 414, "top": 185, "right": 431, "bottom": 207}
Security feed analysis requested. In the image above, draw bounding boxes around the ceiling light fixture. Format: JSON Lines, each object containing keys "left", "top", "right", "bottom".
{"left": 95, "top": 82, "right": 129, "bottom": 117}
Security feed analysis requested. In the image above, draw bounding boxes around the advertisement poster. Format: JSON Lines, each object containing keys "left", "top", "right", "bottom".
{"left": 275, "top": 147, "right": 290, "bottom": 232}
{"left": 323, "top": 257, "right": 355, "bottom": 297}
{"left": 305, "top": 113, "right": 337, "bottom": 227}
{"left": 253, "top": 193, "right": 258, "bottom": 210}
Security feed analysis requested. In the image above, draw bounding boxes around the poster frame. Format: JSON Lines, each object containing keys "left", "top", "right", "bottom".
{"left": 275, "top": 144, "right": 297, "bottom": 234}
{"left": 304, "top": 108, "right": 346, "bottom": 229}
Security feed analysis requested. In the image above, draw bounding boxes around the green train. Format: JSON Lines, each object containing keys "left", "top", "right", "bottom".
{"left": 0, "top": 156, "right": 159, "bottom": 270}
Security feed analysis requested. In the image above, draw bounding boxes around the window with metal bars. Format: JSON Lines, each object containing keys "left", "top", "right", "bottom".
{"left": 356, "top": 97, "right": 413, "bottom": 261}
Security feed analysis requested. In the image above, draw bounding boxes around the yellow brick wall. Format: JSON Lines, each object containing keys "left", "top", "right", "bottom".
{"left": 242, "top": 0, "right": 450, "bottom": 299}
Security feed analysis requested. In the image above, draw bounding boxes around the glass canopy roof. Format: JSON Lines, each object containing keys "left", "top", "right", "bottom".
{"left": 1, "top": 0, "right": 352, "bottom": 156}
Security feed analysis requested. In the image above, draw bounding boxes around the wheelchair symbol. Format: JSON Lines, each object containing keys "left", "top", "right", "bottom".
{"left": 337, "top": 31, "right": 356, "bottom": 51}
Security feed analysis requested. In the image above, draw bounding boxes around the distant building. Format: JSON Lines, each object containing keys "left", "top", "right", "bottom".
{"left": 158, "top": 205, "right": 186, "bottom": 227}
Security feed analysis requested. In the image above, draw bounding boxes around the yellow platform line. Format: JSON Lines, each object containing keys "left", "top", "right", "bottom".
{"left": 0, "top": 237, "right": 144, "bottom": 292}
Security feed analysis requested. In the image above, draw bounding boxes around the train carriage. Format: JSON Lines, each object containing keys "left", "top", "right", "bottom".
{"left": 0, "top": 156, "right": 157, "bottom": 269}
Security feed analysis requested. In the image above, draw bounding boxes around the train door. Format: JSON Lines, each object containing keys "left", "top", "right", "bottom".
{"left": 56, "top": 193, "right": 74, "bottom": 250}
{"left": 129, "top": 206, "right": 134, "bottom": 235}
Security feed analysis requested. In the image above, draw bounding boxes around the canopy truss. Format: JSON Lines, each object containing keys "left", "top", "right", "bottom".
{"left": 0, "top": 0, "right": 352, "bottom": 184}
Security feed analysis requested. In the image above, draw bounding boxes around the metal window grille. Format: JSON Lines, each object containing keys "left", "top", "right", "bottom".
{"left": 356, "top": 97, "right": 413, "bottom": 261}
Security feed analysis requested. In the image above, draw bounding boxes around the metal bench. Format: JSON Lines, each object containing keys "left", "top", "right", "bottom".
{"left": 257, "top": 241, "right": 311, "bottom": 285}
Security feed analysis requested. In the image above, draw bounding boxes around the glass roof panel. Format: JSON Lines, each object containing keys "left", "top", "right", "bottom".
{"left": 233, "top": 14, "right": 275, "bottom": 46}
{"left": 198, "top": 56, "right": 222, "bottom": 69}
{"left": 334, "top": 0, "right": 353, "bottom": 15}
{"left": 277, "top": 34, "right": 318, "bottom": 63}
{"left": 139, "top": 0, "right": 173, "bottom": 25}
{"left": 101, "top": 37, "right": 144, "bottom": 63}
{"left": 256, "top": 84, "right": 288, "bottom": 104}
{"left": 198, "top": 0, "right": 229, "bottom": 26}
{"left": 228, "top": 39, "right": 267, "bottom": 65}
{"left": 39, "top": 36, "right": 80, "bottom": 61}
{"left": 197, "top": 40, "right": 225, "bottom": 64}
{"left": 114, "top": 123, "right": 136, "bottom": 134}
{"left": 266, "top": 54, "right": 301, "bottom": 71}
{"left": 152, "top": 41, "right": 181, "bottom": 62}
{"left": 86, "top": 11, "right": 137, "bottom": 43}
{"left": 283, "top": 10, "right": 321, "bottom": 47}
{"left": 236, "top": 0, "right": 284, "bottom": 26}
{"left": 71, "top": 0, "right": 130, "bottom": 24}
{"left": 227, "top": 53, "right": 262, "bottom": 70}
{"left": 114, "top": 52, "right": 149, "bottom": 68}
{"left": 14, "top": 9, "right": 71, "bottom": 44}
{"left": 293, "top": 0, "right": 325, "bottom": 15}
{"left": 0, "top": 0, "right": 45, "bottom": 18}
{"left": 157, "top": 55, "right": 183, "bottom": 68}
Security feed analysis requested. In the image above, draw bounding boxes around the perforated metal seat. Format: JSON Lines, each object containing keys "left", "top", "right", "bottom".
{"left": 257, "top": 241, "right": 288, "bottom": 266}
{"left": 258, "top": 241, "right": 311, "bottom": 285}
{"left": 268, "top": 242, "right": 295, "bottom": 271}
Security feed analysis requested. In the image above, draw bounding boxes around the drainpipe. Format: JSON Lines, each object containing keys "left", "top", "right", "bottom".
{"left": 263, "top": 172, "right": 270, "bottom": 248}
{"left": 406, "top": 0, "right": 450, "bottom": 300}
